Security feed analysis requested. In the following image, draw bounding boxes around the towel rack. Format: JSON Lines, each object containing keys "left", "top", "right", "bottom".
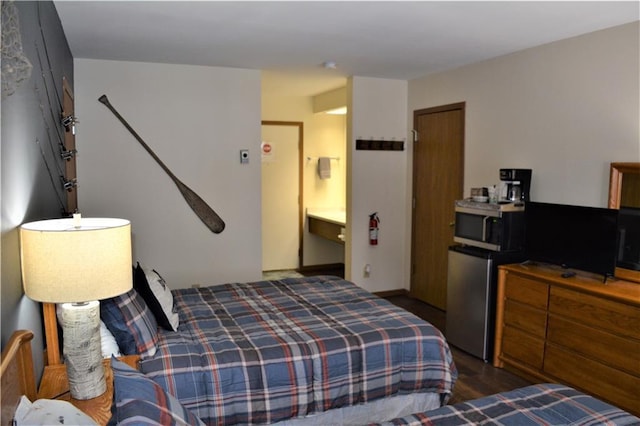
{"left": 307, "top": 156, "right": 340, "bottom": 161}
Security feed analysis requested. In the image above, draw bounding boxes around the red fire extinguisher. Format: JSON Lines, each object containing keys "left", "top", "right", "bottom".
{"left": 369, "top": 212, "right": 380, "bottom": 245}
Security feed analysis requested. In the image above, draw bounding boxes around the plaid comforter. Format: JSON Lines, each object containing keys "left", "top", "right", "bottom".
{"left": 139, "top": 276, "right": 457, "bottom": 425}
{"left": 373, "top": 383, "right": 640, "bottom": 425}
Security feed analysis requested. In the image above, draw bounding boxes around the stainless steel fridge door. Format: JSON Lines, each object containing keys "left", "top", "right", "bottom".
{"left": 446, "top": 249, "right": 493, "bottom": 361}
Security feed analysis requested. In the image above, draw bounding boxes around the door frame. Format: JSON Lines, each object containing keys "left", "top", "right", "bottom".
{"left": 409, "top": 102, "right": 465, "bottom": 307}
{"left": 261, "top": 120, "right": 304, "bottom": 269}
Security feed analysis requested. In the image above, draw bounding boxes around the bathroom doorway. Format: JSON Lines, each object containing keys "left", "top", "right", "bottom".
{"left": 261, "top": 121, "right": 304, "bottom": 272}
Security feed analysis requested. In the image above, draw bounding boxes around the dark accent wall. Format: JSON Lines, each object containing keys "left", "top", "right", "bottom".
{"left": 1, "top": 1, "right": 73, "bottom": 379}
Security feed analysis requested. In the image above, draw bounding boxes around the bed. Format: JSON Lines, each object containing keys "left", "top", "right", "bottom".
{"left": 133, "top": 275, "right": 457, "bottom": 425}
{"left": 4, "top": 331, "right": 639, "bottom": 426}
{"left": 40, "top": 271, "right": 457, "bottom": 424}
{"left": 371, "top": 383, "right": 640, "bottom": 425}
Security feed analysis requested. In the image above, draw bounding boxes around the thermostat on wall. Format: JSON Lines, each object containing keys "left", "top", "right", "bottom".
{"left": 240, "top": 149, "right": 249, "bottom": 164}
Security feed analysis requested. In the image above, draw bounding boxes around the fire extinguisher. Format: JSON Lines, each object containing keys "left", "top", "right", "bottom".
{"left": 369, "top": 212, "right": 380, "bottom": 245}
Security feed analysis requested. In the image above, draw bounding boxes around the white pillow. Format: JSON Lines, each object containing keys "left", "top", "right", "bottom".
{"left": 144, "top": 268, "right": 179, "bottom": 331}
{"left": 100, "top": 320, "right": 121, "bottom": 358}
{"left": 16, "top": 396, "right": 97, "bottom": 425}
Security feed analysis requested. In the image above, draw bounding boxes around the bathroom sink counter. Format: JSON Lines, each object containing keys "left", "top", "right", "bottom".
{"left": 306, "top": 209, "right": 346, "bottom": 226}
{"left": 307, "top": 209, "right": 346, "bottom": 244}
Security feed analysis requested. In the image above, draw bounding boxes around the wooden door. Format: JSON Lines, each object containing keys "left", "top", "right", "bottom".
{"left": 410, "top": 103, "right": 464, "bottom": 310}
{"left": 261, "top": 121, "right": 303, "bottom": 271}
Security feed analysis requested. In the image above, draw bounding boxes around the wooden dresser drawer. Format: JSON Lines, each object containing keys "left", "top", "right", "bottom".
{"left": 547, "top": 314, "right": 640, "bottom": 376}
{"left": 505, "top": 274, "right": 549, "bottom": 310}
{"left": 502, "top": 325, "right": 545, "bottom": 369}
{"left": 504, "top": 299, "right": 547, "bottom": 338}
{"left": 549, "top": 287, "right": 640, "bottom": 340}
{"left": 495, "top": 263, "right": 640, "bottom": 416}
{"left": 544, "top": 344, "right": 640, "bottom": 415}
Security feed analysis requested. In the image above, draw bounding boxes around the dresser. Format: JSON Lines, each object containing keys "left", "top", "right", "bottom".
{"left": 493, "top": 263, "right": 640, "bottom": 416}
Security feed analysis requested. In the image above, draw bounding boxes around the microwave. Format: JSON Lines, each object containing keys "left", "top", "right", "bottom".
{"left": 453, "top": 200, "right": 525, "bottom": 251}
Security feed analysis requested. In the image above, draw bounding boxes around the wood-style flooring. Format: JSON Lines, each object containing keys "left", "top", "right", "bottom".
{"left": 297, "top": 265, "right": 532, "bottom": 405}
{"left": 382, "top": 294, "right": 532, "bottom": 404}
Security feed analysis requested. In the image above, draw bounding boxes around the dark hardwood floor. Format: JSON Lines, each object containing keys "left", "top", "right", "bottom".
{"left": 384, "top": 294, "right": 532, "bottom": 404}
{"left": 298, "top": 265, "right": 532, "bottom": 404}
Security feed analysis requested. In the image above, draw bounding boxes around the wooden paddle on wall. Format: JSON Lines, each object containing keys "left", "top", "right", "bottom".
{"left": 98, "top": 94, "right": 225, "bottom": 233}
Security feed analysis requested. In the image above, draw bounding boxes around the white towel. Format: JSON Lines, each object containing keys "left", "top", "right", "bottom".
{"left": 318, "top": 157, "right": 331, "bottom": 179}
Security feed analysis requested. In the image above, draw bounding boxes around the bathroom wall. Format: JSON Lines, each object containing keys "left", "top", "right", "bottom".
{"left": 262, "top": 88, "right": 346, "bottom": 268}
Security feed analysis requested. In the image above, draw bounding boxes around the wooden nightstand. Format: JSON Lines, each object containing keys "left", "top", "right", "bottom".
{"left": 38, "top": 356, "right": 139, "bottom": 426}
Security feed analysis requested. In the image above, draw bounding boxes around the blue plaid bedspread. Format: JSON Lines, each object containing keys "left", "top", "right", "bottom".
{"left": 139, "top": 276, "right": 457, "bottom": 425}
{"left": 372, "top": 383, "right": 640, "bottom": 425}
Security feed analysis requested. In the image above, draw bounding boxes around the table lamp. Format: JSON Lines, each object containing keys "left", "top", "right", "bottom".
{"left": 20, "top": 215, "right": 132, "bottom": 400}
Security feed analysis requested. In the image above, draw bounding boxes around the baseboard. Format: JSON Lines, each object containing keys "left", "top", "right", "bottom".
{"left": 297, "top": 263, "right": 344, "bottom": 273}
{"left": 373, "top": 289, "right": 409, "bottom": 298}
{"left": 297, "top": 265, "right": 407, "bottom": 297}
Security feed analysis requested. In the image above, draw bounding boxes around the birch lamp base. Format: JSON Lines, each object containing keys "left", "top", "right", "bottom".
{"left": 60, "top": 301, "right": 105, "bottom": 400}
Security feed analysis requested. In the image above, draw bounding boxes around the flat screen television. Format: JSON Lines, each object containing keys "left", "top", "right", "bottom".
{"left": 524, "top": 201, "right": 619, "bottom": 280}
{"left": 617, "top": 206, "right": 640, "bottom": 271}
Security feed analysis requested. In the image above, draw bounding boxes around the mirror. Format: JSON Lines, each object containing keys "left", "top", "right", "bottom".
{"left": 609, "top": 162, "right": 640, "bottom": 283}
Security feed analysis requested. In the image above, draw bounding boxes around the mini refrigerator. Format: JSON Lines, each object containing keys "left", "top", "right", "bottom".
{"left": 445, "top": 245, "right": 525, "bottom": 362}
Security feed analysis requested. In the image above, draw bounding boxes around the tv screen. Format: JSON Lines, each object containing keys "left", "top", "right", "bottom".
{"left": 618, "top": 207, "right": 640, "bottom": 271}
{"left": 524, "top": 202, "right": 619, "bottom": 278}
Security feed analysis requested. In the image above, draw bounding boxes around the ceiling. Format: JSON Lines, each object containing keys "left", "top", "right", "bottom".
{"left": 53, "top": 1, "right": 639, "bottom": 97}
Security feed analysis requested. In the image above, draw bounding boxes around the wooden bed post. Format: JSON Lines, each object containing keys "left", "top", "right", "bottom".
{"left": 1, "top": 330, "right": 37, "bottom": 424}
{"left": 42, "top": 302, "right": 62, "bottom": 365}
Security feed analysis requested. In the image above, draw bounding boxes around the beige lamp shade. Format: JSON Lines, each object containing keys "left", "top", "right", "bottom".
{"left": 20, "top": 217, "right": 133, "bottom": 303}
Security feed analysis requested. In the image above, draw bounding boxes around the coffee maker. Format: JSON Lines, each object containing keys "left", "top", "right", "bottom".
{"left": 499, "top": 168, "right": 532, "bottom": 202}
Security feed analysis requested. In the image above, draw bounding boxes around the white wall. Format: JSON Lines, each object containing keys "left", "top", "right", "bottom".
{"left": 408, "top": 22, "right": 640, "bottom": 208}
{"left": 74, "top": 22, "right": 638, "bottom": 294}
{"left": 347, "top": 77, "right": 409, "bottom": 293}
{"left": 75, "top": 59, "right": 262, "bottom": 288}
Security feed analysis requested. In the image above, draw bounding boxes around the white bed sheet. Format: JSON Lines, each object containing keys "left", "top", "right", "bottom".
{"left": 274, "top": 392, "right": 443, "bottom": 426}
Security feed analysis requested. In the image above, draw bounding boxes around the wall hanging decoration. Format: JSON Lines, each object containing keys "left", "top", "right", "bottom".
{"left": 98, "top": 95, "right": 226, "bottom": 234}
{"left": 356, "top": 138, "right": 404, "bottom": 151}
{"left": 33, "top": 47, "right": 71, "bottom": 212}
{"left": 29, "top": 2, "right": 77, "bottom": 216}
{"left": 1, "top": 0, "right": 32, "bottom": 98}
{"left": 35, "top": 137, "right": 68, "bottom": 214}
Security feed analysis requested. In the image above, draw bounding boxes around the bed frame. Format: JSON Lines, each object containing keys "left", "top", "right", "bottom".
{"left": 1, "top": 330, "right": 37, "bottom": 425}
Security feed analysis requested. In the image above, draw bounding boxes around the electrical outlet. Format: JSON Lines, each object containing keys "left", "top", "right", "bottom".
{"left": 240, "top": 149, "right": 249, "bottom": 164}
